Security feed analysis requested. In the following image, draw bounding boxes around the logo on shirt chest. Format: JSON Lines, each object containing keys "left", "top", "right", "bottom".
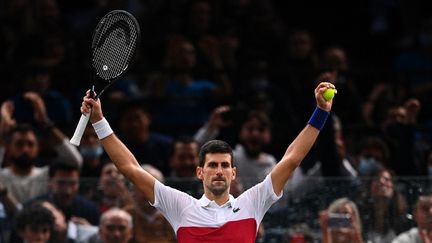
{"left": 232, "top": 207, "right": 240, "bottom": 213}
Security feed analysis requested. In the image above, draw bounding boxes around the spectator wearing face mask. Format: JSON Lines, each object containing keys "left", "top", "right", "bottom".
{"left": 355, "top": 136, "right": 390, "bottom": 177}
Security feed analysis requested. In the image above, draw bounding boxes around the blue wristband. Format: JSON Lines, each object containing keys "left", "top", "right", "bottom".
{"left": 308, "top": 107, "right": 329, "bottom": 130}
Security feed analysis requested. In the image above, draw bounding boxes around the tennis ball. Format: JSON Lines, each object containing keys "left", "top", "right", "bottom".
{"left": 323, "top": 88, "right": 336, "bottom": 101}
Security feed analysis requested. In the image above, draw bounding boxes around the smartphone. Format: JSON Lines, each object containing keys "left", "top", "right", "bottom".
{"left": 327, "top": 213, "right": 352, "bottom": 228}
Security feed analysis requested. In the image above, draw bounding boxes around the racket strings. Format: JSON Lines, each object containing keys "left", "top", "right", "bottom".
{"left": 92, "top": 12, "right": 139, "bottom": 80}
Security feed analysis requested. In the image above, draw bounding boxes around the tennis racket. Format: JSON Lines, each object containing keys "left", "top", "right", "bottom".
{"left": 70, "top": 10, "right": 140, "bottom": 146}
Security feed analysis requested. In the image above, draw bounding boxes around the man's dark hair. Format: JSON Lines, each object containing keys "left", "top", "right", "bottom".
{"left": 170, "top": 136, "right": 198, "bottom": 157}
{"left": 5, "top": 124, "right": 37, "bottom": 144}
{"left": 49, "top": 160, "right": 80, "bottom": 178}
{"left": 242, "top": 111, "right": 272, "bottom": 129}
{"left": 198, "top": 140, "right": 233, "bottom": 167}
{"left": 16, "top": 202, "right": 55, "bottom": 232}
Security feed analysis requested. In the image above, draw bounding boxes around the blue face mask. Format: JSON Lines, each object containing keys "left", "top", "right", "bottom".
{"left": 79, "top": 145, "right": 104, "bottom": 160}
{"left": 358, "top": 157, "right": 381, "bottom": 176}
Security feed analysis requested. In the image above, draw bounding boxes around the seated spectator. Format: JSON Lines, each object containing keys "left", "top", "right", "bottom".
{"left": 357, "top": 167, "right": 408, "bottom": 243}
{"left": 166, "top": 136, "right": 203, "bottom": 198}
{"left": 117, "top": 100, "right": 173, "bottom": 176}
{"left": 79, "top": 125, "right": 107, "bottom": 178}
{"left": 320, "top": 197, "right": 364, "bottom": 243}
{"left": 14, "top": 201, "right": 55, "bottom": 243}
{"left": 79, "top": 125, "right": 108, "bottom": 201}
{"left": 0, "top": 94, "right": 82, "bottom": 204}
{"left": 86, "top": 208, "right": 133, "bottom": 243}
{"left": 355, "top": 136, "right": 390, "bottom": 176}
{"left": 124, "top": 164, "right": 176, "bottom": 243}
{"left": 146, "top": 35, "right": 231, "bottom": 136}
{"left": 29, "top": 160, "right": 100, "bottom": 225}
{"left": 392, "top": 192, "right": 432, "bottom": 243}
{"left": 41, "top": 200, "right": 98, "bottom": 243}
{"left": 96, "top": 163, "right": 133, "bottom": 213}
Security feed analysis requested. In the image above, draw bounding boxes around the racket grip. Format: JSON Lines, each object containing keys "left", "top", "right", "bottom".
{"left": 70, "top": 112, "right": 91, "bottom": 146}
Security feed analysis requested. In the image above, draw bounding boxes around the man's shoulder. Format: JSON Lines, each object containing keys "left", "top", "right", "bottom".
{"left": 0, "top": 166, "right": 48, "bottom": 179}
{"left": 392, "top": 228, "right": 420, "bottom": 243}
{"left": 149, "top": 133, "right": 173, "bottom": 145}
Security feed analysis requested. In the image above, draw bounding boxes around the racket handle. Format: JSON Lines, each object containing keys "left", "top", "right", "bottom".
{"left": 70, "top": 112, "right": 91, "bottom": 146}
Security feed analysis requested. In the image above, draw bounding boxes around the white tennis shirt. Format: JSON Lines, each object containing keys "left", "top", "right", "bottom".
{"left": 152, "top": 174, "right": 282, "bottom": 243}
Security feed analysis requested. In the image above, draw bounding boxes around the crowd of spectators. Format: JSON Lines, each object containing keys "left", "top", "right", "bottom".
{"left": 1, "top": 0, "right": 432, "bottom": 242}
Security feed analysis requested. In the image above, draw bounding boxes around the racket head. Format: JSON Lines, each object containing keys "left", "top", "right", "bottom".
{"left": 91, "top": 10, "right": 141, "bottom": 82}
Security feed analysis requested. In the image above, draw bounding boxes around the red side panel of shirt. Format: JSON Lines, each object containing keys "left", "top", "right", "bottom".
{"left": 177, "top": 218, "right": 257, "bottom": 243}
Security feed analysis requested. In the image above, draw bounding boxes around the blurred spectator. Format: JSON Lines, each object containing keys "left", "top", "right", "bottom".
{"left": 41, "top": 200, "right": 98, "bottom": 243}
{"left": 320, "top": 47, "right": 363, "bottom": 125}
{"left": 355, "top": 136, "right": 389, "bottom": 176}
{"left": 0, "top": 94, "right": 82, "bottom": 204}
{"left": 393, "top": 16, "right": 432, "bottom": 122}
{"left": 14, "top": 201, "right": 55, "bottom": 243}
{"left": 146, "top": 35, "right": 231, "bottom": 136}
{"left": 86, "top": 208, "right": 133, "bottom": 243}
{"left": 320, "top": 197, "right": 364, "bottom": 243}
{"left": 124, "top": 164, "right": 176, "bottom": 243}
{"left": 29, "top": 160, "right": 100, "bottom": 225}
{"left": 166, "top": 136, "right": 203, "bottom": 198}
{"left": 392, "top": 192, "right": 432, "bottom": 243}
{"left": 117, "top": 100, "right": 173, "bottom": 176}
{"left": 79, "top": 125, "right": 106, "bottom": 177}
{"left": 1, "top": 92, "right": 82, "bottom": 168}
{"left": 357, "top": 167, "right": 409, "bottom": 243}
{"left": 79, "top": 125, "right": 108, "bottom": 201}
{"left": 194, "top": 107, "right": 276, "bottom": 189}
{"left": 96, "top": 163, "right": 133, "bottom": 214}
{"left": 275, "top": 29, "right": 320, "bottom": 100}
{"left": 13, "top": 67, "right": 73, "bottom": 130}
{"left": 380, "top": 101, "right": 426, "bottom": 176}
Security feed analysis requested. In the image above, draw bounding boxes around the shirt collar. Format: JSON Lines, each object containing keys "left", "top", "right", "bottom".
{"left": 199, "top": 194, "right": 236, "bottom": 208}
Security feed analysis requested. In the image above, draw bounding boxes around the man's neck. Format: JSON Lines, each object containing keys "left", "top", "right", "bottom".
{"left": 205, "top": 191, "right": 230, "bottom": 206}
{"left": 11, "top": 164, "right": 32, "bottom": 176}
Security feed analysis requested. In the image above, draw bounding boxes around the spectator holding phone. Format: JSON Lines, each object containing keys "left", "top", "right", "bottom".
{"left": 320, "top": 197, "right": 364, "bottom": 243}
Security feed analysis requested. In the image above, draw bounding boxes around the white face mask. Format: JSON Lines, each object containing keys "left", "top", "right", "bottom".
{"left": 79, "top": 145, "right": 104, "bottom": 160}
{"left": 358, "top": 157, "right": 381, "bottom": 176}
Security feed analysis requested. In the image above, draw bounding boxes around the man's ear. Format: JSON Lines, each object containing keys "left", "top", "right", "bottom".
{"left": 232, "top": 167, "right": 236, "bottom": 180}
{"left": 196, "top": 167, "right": 203, "bottom": 180}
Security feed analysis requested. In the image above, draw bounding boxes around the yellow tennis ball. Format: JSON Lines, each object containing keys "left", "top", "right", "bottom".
{"left": 323, "top": 88, "right": 336, "bottom": 101}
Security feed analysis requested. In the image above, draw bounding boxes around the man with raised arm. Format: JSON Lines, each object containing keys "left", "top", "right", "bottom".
{"left": 80, "top": 81, "right": 335, "bottom": 242}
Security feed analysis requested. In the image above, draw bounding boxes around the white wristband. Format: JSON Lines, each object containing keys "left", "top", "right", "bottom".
{"left": 92, "top": 118, "right": 113, "bottom": 140}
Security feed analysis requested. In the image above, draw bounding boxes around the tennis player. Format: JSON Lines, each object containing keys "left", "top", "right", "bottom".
{"left": 80, "top": 81, "right": 335, "bottom": 242}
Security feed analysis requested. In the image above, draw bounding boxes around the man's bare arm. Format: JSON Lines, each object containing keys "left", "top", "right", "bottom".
{"left": 271, "top": 82, "right": 335, "bottom": 195}
{"left": 82, "top": 94, "right": 156, "bottom": 203}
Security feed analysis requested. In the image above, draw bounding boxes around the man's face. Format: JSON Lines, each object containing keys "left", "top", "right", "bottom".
{"left": 99, "top": 163, "right": 126, "bottom": 197}
{"left": 19, "top": 224, "right": 51, "bottom": 243}
{"left": 197, "top": 153, "right": 236, "bottom": 196}
{"left": 415, "top": 195, "right": 432, "bottom": 231}
{"left": 50, "top": 170, "right": 79, "bottom": 208}
{"left": 120, "top": 108, "right": 150, "bottom": 142}
{"left": 99, "top": 215, "right": 132, "bottom": 243}
{"left": 81, "top": 126, "right": 99, "bottom": 146}
{"left": 8, "top": 131, "right": 39, "bottom": 167}
{"left": 239, "top": 118, "right": 271, "bottom": 157}
{"left": 170, "top": 142, "right": 199, "bottom": 177}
